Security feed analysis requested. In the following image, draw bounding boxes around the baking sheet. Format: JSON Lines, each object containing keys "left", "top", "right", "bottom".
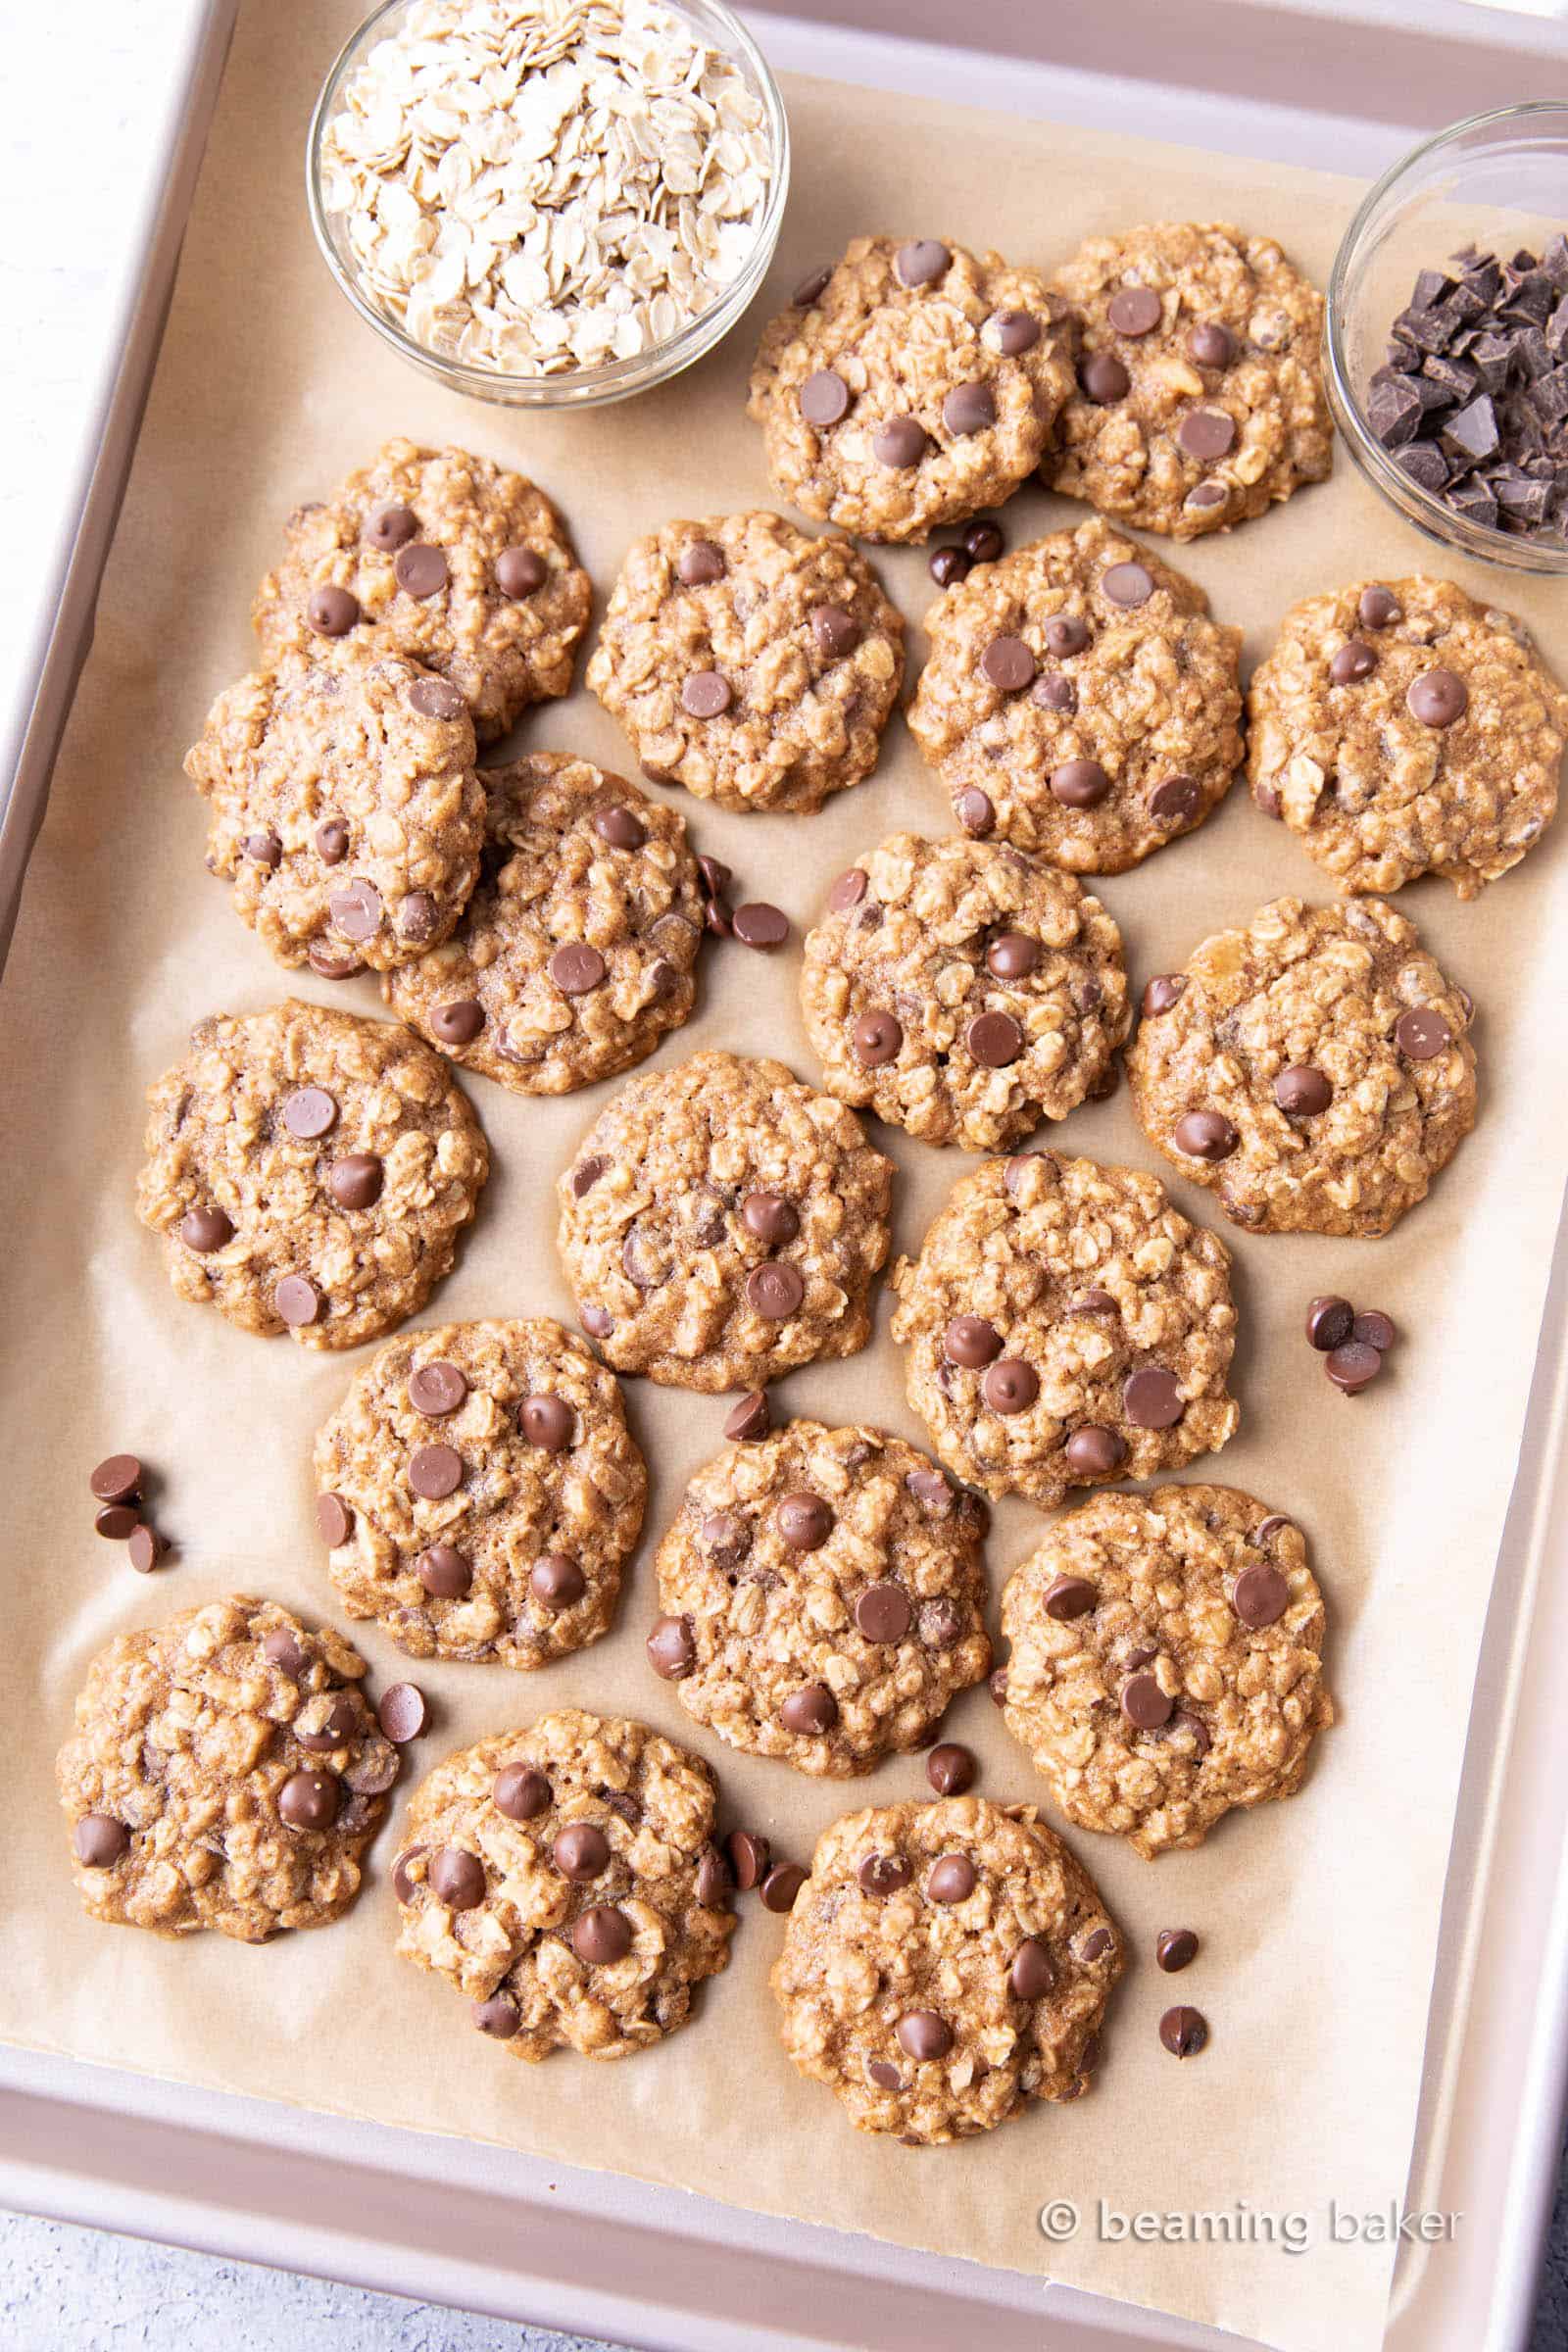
{"left": 3, "top": 7, "right": 1567, "bottom": 2351}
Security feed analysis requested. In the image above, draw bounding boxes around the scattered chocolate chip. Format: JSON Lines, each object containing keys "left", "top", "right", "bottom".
{"left": 1108, "top": 286, "right": 1162, "bottom": 336}
{"left": 1142, "top": 974, "right": 1185, "bottom": 1017}
{"left": 966, "top": 1010, "right": 1024, "bottom": 1067}
{"left": 829, "top": 867, "right": 868, "bottom": 914}
{"left": 417, "top": 1544, "right": 472, "bottom": 1598}
{"left": 726, "top": 1830, "right": 770, "bottom": 1890}
{"left": 394, "top": 542, "right": 448, "bottom": 598}
{"left": 391, "top": 1846, "right": 426, "bottom": 1903}
{"left": 733, "top": 902, "right": 788, "bottom": 950}
{"left": 867, "top": 2059, "right": 903, "bottom": 2091}
{"left": 800, "top": 368, "right": 850, "bottom": 425}
{"left": 494, "top": 1762, "right": 551, "bottom": 1821}
{"left": 760, "top": 1862, "right": 808, "bottom": 1913}
{"left": 126, "top": 1525, "right": 164, "bottom": 1574}
{"left": 409, "top": 675, "right": 465, "bottom": 721}
{"left": 308, "top": 584, "right": 359, "bottom": 637}
{"left": 955, "top": 786, "right": 995, "bottom": 836}
{"left": 943, "top": 382, "right": 996, "bottom": 436}
{"left": 180, "top": 1204, "right": 232, "bottom": 1252}
{"left": 780, "top": 1683, "right": 838, "bottom": 1735}
{"left": 897, "top": 2011, "right": 954, "bottom": 2062}
{"left": 963, "top": 520, "right": 1005, "bottom": 564}
{"left": 928, "top": 545, "right": 971, "bottom": 589}
{"left": 579, "top": 1305, "right": 613, "bottom": 1339}
{"left": 928, "top": 1853, "right": 976, "bottom": 1904}
{"left": 1327, "top": 1340, "right": 1384, "bottom": 1394}
{"left": 989, "top": 1668, "right": 1008, "bottom": 1705}
{"left": 1036, "top": 672, "right": 1079, "bottom": 710}
{"left": 777, "top": 1493, "right": 833, "bottom": 1551}
{"left": 409, "top": 1443, "right": 463, "bottom": 1499}
{"left": 520, "top": 1396, "right": 573, "bottom": 1451}
{"left": 696, "top": 1844, "right": 732, "bottom": 1907}
{"left": 981, "top": 634, "right": 1034, "bottom": 692}
{"left": 746, "top": 1261, "right": 805, "bottom": 1319}
{"left": 282, "top": 1085, "right": 337, "bottom": 1140}
{"left": 1102, "top": 561, "right": 1154, "bottom": 607}
{"left": 1123, "top": 1366, "right": 1184, "bottom": 1429}
{"left": 926, "top": 1742, "right": 975, "bottom": 1795}
{"left": 1276, "top": 1064, "right": 1332, "bottom": 1115}
{"left": 647, "top": 1614, "right": 696, "bottom": 1680}
{"left": 1305, "top": 1295, "right": 1354, "bottom": 1350}
{"left": 723, "top": 1390, "right": 771, "bottom": 1443}
{"left": 90, "top": 1454, "right": 142, "bottom": 1506}
{"left": 896, "top": 238, "right": 951, "bottom": 287}
{"left": 852, "top": 1008, "right": 903, "bottom": 1066}
{"left": 990, "top": 308, "right": 1040, "bottom": 354}
{"left": 74, "top": 1814, "right": 129, "bottom": 1868}
{"left": 316, "top": 1492, "right": 352, "bottom": 1546}
{"left": 1159, "top": 2004, "right": 1208, "bottom": 2058}
{"left": 570, "top": 1154, "right": 606, "bottom": 1198}
{"left": 378, "top": 1683, "right": 426, "bottom": 1742}
{"left": 983, "top": 1358, "right": 1038, "bottom": 1414}
{"left": 94, "top": 1504, "right": 139, "bottom": 1541}
{"left": 1156, "top": 1928, "right": 1200, "bottom": 1973}
{"left": 310, "top": 946, "right": 366, "bottom": 977}
{"left": 549, "top": 943, "right": 606, "bottom": 996}
{"left": 572, "top": 1903, "right": 632, "bottom": 1964}
{"left": 1173, "top": 1109, "right": 1237, "bottom": 1161}
{"left": 1233, "top": 1562, "right": 1290, "bottom": 1628}
{"left": 1045, "top": 1573, "right": 1098, "bottom": 1619}
{"left": 530, "top": 1553, "right": 585, "bottom": 1608}
{"left": 279, "top": 1768, "right": 340, "bottom": 1833}
{"left": 793, "top": 265, "right": 831, "bottom": 306}
{"left": 1353, "top": 1309, "right": 1396, "bottom": 1350}
{"left": 1051, "top": 758, "right": 1110, "bottom": 808}
{"left": 274, "top": 1274, "right": 320, "bottom": 1328}
{"left": 1080, "top": 351, "right": 1130, "bottom": 403}
{"left": 855, "top": 1582, "right": 911, "bottom": 1642}
{"left": 1189, "top": 322, "right": 1236, "bottom": 368}
{"left": 1121, "top": 1671, "right": 1173, "bottom": 1730}
{"left": 1396, "top": 1006, "right": 1452, "bottom": 1059}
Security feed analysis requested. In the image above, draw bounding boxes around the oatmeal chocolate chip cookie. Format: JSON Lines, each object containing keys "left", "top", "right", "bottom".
{"left": 185, "top": 646, "right": 484, "bottom": 974}
{"left": 392, "top": 1709, "right": 734, "bottom": 2060}
{"left": 135, "top": 1000, "right": 487, "bottom": 1347}
{"left": 801, "top": 833, "right": 1129, "bottom": 1151}
{"left": 557, "top": 1049, "right": 894, "bottom": 1391}
{"left": 383, "top": 753, "right": 704, "bottom": 1092}
{"left": 651, "top": 1419, "right": 991, "bottom": 1776}
{"left": 907, "top": 516, "right": 1244, "bottom": 873}
{"left": 1045, "top": 220, "right": 1332, "bottom": 540}
{"left": 58, "top": 1596, "right": 398, "bottom": 1940}
{"left": 1000, "top": 1486, "right": 1334, "bottom": 1859}
{"left": 1126, "top": 895, "right": 1478, "bottom": 1238}
{"left": 890, "top": 1150, "right": 1238, "bottom": 1510}
{"left": 315, "top": 1318, "right": 646, "bottom": 1669}
{"left": 252, "top": 437, "right": 591, "bottom": 743}
{"left": 748, "top": 235, "right": 1078, "bottom": 543}
{"left": 1248, "top": 575, "right": 1568, "bottom": 899}
{"left": 585, "top": 510, "right": 904, "bottom": 814}
{"left": 770, "top": 1794, "right": 1120, "bottom": 2143}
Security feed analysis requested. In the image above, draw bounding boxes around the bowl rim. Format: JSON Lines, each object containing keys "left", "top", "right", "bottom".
{"left": 305, "top": 0, "right": 791, "bottom": 409}
{"left": 1325, "top": 99, "right": 1568, "bottom": 576}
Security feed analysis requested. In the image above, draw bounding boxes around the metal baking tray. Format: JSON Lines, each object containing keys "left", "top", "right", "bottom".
{"left": 6, "top": 4, "right": 1568, "bottom": 2347}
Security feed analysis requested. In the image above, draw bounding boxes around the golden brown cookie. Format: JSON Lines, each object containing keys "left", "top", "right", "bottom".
{"left": 1248, "top": 575, "right": 1568, "bottom": 898}
{"left": 253, "top": 437, "right": 590, "bottom": 742}
{"left": 771, "top": 1795, "right": 1120, "bottom": 2142}
{"left": 58, "top": 1596, "right": 399, "bottom": 1940}
{"left": 1000, "top": 1486, "right": 1334, "bottom": 1858}
{"left": 749, "top": 235, "right": 1078, "bottom": 542}
{"left": 1126, "top": 895, "right": 1478, "bottom": 1237}
{"left": 392, "top": 1710, "right": 735, "bottom": 2060}
{"left": 1046, "top": 220, "right": 1332, "bottom": 539}
{"left": 586, "top": 510, "right": 904, "bottom": 812}
{"left": 906, "top": 517, "right": 1244, "bottom": 872}
{"left": 384, "top": 753, "right": 705, "bottom": 1092}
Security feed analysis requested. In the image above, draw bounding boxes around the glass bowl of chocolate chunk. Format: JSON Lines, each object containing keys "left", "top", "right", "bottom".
{"left": 1327, "top": 103, "right": 1568, "bottom": 574}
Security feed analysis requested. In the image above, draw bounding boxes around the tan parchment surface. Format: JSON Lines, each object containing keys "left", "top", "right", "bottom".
{"left": 3, "top": 9, "right": 1568, "bottom": 2349}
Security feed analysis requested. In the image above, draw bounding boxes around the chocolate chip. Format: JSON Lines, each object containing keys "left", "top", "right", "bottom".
{"left": 550, "top": 943, "right": 606, "bottom": 995}
{"left": 580, "top": 1306, "right": 613, "bottom": 1339}
{"left": 1305, "top": 1295, "right": 1354, "bottom": 1350}
{"left": 323, "top": 1151, "right": 383, "bottom": 1218}
{"left": 990, "top": 308, "right": 1041, "bottom": 354}
{"left": 739, "top": 1194, "right": 799, "bottom": 1252}
{"left": 809, "top": 604, "right": 860, "bottom": 659}
{"left": 1102, "top": 561, "right": 1155, "bottom": 608}
{"left": 733, "top": 902, "right": 789, "bottom": 951}
{"left": 926, "top": 1742, "right": 975, "bottom": 1795}
{"left": 263, "top": 1627, "right": 307, "bottom": 1676}
{"left": 681, "top": 670, "right": 731, "bottom": 718}
{"left": 723, "top": 1390, "right": 771, "bottom": 1443}
{"left": 989, "top": 1669, "right": 1008, "bottom": 1705}
{"left": 793, "top": 265, "right": 831, "bottom": 306}
{"left": 329, "top": 878, "right": 382, "bottom": 941}
{"left": 981, "top": 635, "right": 1035, "bottom": 692}
{"left": 315, "top": 819, "right": 350, "bottom": 864}
{"left": 1173, "top": 1109, "right": 1237, "bottom": 1161}
{"left": 1407, "top": 667, "right": 1469, "bottom": 727}
{"left": 90, "top": 1454, "right": 142, "bottom": 1505}
{"left": 244, "top": 831, "right": 282, "bottom": 868}
{"left": 1042, "top": 616, "right": 1087, "bottom": 659}
{"left": 727, "top": 1830, "right": 770, "bottom": 1890}
{"left": 308, "top": 584, "right": 360, "bottom": 637}
{"left": 943, "top": 382, "right": 996, "bottom": 435}
{"left": 928, "top": 1853, "right": 976, "bottom": 1904}
{"left": 1353, "top": 1309, "right": 1396, "bottom": 1350}
{"left": 366, "top": 502, "right": 417, "bottom": 551}
{"left": 963, "top": 520, "right": 1004, "bottom": 563}
{"left": 896, "top": 239, "right": 951, "bottom": 287}
{"left": 1123, "top": 1366, "right": 1183, "bottom": 1428}
{"left": 867, "top": 2060, "right": 903, "bottom": 2092}
{"left": 316, "top": 1492, "right": 352, "bottom": 1546}
{"left": 531, "top": 1553, "right": 585, "bottom": 1608}
{"left": 74, "top": 1814, "right": 129, "bottom": 1868}
{"left": 747, "top": 1261, "right": 805, "bottom": 1319}
{"left": 274, "top": 1275, "right": 320, "bottom": 1328}
{"left": 593, "top": 804, "right": 648, "bottom": 856}
{"left": 472, "top": 1995, "right": 519, "bottom": 2039}
{"left": 1078, "top": 1926, "right": 1113, "bottom": 1962}
{"left": 944, "top": 1314, "right": 1001, "bottom": 1369}
{"left": 572, "top": 1904, "right": 632, "bottom": 1965}
{"left": 180, "top": 1203, "right": 233, "bottom": 1251}
{"left": 1276, "top": 1064, "right": 1332, "bottom": 1115}
{"left": 409, "top": 1359, "right": 466, "bottom": 1416}
{"left": 986, "top": 932, "right": 1039, "bottom": 980}
{"left": 430, "top": 1847, "right": 486, "bottom": 1909}
{"left": 431, "top": 999, "right": 484, "bottom": 1045}
{"left": 855, "top": 1582, "right": 911, "bottom": 1642}
{"left": 829, "top": 868, "right": 867, "bottom": 913}
{"left": 1177, "top": 408, "right": 1236, "bottom": 460}
{"left": 1233, "top": 1562, "right": 1290, "bottom": 1629}
{"left": 1156, "top": 1928, "right": 1200, "bottom": 1973}
{"left": 1359, "top": 584, "right": 1401, "bottom": 629}
{"left": 647, "top": 1613, "right": 696, "bottom": 1680}
{"left": 1121, "top": 1671, "right": 1172, "bottom": 1730}
{"left": 1149, "top": 773, "right": 1200, "bottom": 825}
{"left": 392, "top": 1846, "right": 426, "bottom": 1903}
{"left": 94, "top": 1504, "right": 139, "bottom": 1541}
{"left": 983, "top": 1358, "right": 1038, "bottom": 1414}
{"left": 897, "top": 2011, "right": 953, "bottom": 2062}
{"left": 282, "top": 1086, "right": 337, "bottom": 1140}
{"left": 695, "top": 1844, "right": 732, "bottom": 1908}
{"left": 858, "top": 1852, "right": 910, "bottom": 1898}
{"left": 1159, "top": 2005, "right": 1208, "bottom": 2058}
{"left": 554, "top": 1823, "right": 611, "bottom": 1882}
{"left": 1010, "top": 1937, "right": 1054, "bottom": 1998}
{"left": 417, "top": 1544, "right": 471, "bottom": 1598}
{"left": 409, "top": 675, "right": 465, "bottom": 721}
{"left": 570, "top": 1154, "right": 606, "bottom": 1199}
{"left": 497, "top": 544, "right": 548, "bottom": 597}
{"left": 955, "top": 787, "right": 995, "bottom": 836}
{"left": 408, "top": 1444, "right": 463, "bottom": 1500}
{"left": 394, "top": 542, "right": 448, "bottom": 598}
{"left": 777, "top": 1493, "right": 833, "bottom": 1551}
{"left": 760, "top": 1863, "right": 808, "bottom": 1913}
{"left": 126, "top": 1524, "right": 164, "bottom": 1574}
{"left": 780, "top": 1683, "right": 838, "bottom": 1735}
{"left": 928, "top": 545, "right": 971, "bottom": 589}
{"left": 1327, "top": 1340, "right": 1384, "bottom": 1394}
{"left": 520, "top": 1396, "right": 573, "bottom": 1451}
{"left": 1189, "top": 322, "right": 1235, "bottom": 368}
{"left": 1142, "top": 974, "right": 1184, "bottom": 1017}
{"left": 279, "top": 1768, "right": 340, "bottom": 1832}
{"left": 1067, "top": 1420, "right": 1128, "bottom": 1477}
{"left": 1396, "top": 1006, "right": 1452, "bottom": 1058}
{"left": 378, "top": 1683, "right": 426, "bottom": 1742}
{"left": 1051, "top": 758, "right": 1110, "bottom": 808}
{"left": 1108, "top": 287, "right": 1162, "bottom": 336}
{"left": 966, "top": 1010, "right": 1023, "bottom": 1067}
{"left": 1045, "top": 1573, "right": 1099, "bottom": 1618}
{"left": 1070, "top": 1289, "right": 1117, "bottom": 1316}
{"left": 874, "top": 417, "right": 928, "bottom": 467}
{"left": 494, "top": 1763, "right": 551, "bottom": 1821}
{"left": 1080, "top": 351, "right": 1130, "bottom": 403}
{"left": 1329, "top": 641, "right": 1378, "bottom": 685}
{"left": 852, "top": 1008, "right": 902, "bottom": 1067}
{"left": 800, "top": 368, "right": 850, "bottom": 425}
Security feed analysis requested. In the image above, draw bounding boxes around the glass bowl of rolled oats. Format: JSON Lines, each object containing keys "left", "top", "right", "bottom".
{"left": 309, "top": 0, "right": 788, "bottom": 406}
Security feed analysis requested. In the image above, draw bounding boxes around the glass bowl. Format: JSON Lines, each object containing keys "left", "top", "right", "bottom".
{"left": 307, "top": 0, "right": 790, "bottom": 409}
{"left": 1326, "top": 101, "right": 1568, "bottom": 577}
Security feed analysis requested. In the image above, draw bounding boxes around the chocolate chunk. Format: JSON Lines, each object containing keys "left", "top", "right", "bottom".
{"left": 1149, "top": 773, "right": 1200, "bottom": 825}
{"left": 1142, "top": 974, "right": 1184, "bottom": 1017}
{"left": 810, "top": 604, "right": 860, "bottom": 659}
{"left": 74, "top": 1815, "right": 130, "bottom": 1868}
{"left": 408, "top": 677, "right": 465, "bottom": 722}
{"left": 695, "top": 1844, "right": 733, "bottom": 1909}
{"left": 1010, "top": 1938, "right": 1054, "bottom": 1999}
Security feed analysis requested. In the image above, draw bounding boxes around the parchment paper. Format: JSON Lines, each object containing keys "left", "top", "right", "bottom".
{"left": 4, "top": 9, "right": 1568, "bottom": 2349}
